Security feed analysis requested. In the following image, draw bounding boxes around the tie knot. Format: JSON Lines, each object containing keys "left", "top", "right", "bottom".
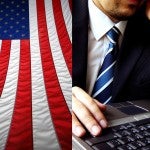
{"left": 106, "top": 26, "right": 120, "bottom": 44}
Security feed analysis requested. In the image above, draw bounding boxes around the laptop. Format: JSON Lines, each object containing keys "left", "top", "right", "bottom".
{"left": 72, "top": 100, "right": 150, "bottom": 150}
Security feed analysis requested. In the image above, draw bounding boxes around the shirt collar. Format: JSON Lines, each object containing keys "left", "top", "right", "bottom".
{"left": 88, "top": 0, "right": 127, "bottom": 41}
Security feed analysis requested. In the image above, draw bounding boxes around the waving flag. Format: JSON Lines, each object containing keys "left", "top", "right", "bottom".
{"left": 0, "top": 0, "right": 72, "bottom": 150}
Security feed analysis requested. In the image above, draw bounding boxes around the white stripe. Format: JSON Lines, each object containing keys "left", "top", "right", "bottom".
{"left": 113, "top": 27, "right": 119, "bottom": 34}
{"left": 97, "top": 61, "right": 116, "bottom": 80}
{"left": 29, "top": 1, "right": 60, "bottom": 149}
{"left": 45, "top": 0, "right": 72, "bottom": 112}
{"left": 0, "top": 40, "right": 20, "bottom": 150}
{"left": 60, "top": 0, "right": 72, "bottom": 42}
{"left": 107, "top": 35, "right": 116, "bottom": 44}
{"left": 0, "top": 40, "right": 2, "bottom": 52}
{"left": 103, "top": 96, "right": 112, "bottom": 104}
{"left": 93, "top": 78, "right": 113, "bottom": 98}
{"left": 106, "top": 47, "right": 113, "bottom": 55}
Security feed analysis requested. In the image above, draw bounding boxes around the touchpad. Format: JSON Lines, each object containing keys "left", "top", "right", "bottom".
{"left": 118, "top": 105, "right": 148, "bottom": 115}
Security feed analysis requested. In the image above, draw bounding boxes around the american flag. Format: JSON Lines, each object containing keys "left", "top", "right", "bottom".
{"left": 0, "top": 0, "right": 72, "bottom": 149}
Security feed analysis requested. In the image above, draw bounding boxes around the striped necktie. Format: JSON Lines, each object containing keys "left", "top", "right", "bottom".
{"left": 92, "top": 26, "right": 120, "bottom": 104}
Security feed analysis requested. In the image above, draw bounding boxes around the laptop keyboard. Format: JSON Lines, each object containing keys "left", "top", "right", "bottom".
{"left": 83, "top": 118, "right": 150, "bottom": 150}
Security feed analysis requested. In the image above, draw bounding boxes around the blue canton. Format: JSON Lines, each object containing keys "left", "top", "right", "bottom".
{"left": 0, "top": 0, "right": 29, "bottom": 39}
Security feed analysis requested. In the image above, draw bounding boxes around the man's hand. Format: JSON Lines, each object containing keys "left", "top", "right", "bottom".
{"left": 146, "top": 0, "right": 150, "bottom": 19}
{"left": 72, "top": 86, "right": 108, "bottom": 137}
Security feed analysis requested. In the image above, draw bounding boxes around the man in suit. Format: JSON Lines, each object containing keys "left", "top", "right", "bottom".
{"left": 72, "top": 0, "right": 150, "bottom": 137}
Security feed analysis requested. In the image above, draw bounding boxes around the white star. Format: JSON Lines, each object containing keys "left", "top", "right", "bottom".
{"left": 22, "top": 17, "right": 25, "bottom": 20}
{"left": 22, "top": 34, "right": 25, "bottom": 37}
{"left": 1, "top": 2, "right": 4, "bottom": 5}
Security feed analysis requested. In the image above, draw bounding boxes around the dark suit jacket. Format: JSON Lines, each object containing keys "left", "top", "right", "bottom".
{"left": 73, "top": 0, "right": 150, "bottom": 102}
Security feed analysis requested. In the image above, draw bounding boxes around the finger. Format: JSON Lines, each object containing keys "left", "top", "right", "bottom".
{"left": 72, "top": 87, "right": 108, "bottom": 129}
{"left": 72, "top": 112, "right": 86, "bottom": 137}
{"left": 94, "top": 99, "right": 106, "bottom": 111}
{"left": 73, "top": 95, "right": 102, "bottom": 136}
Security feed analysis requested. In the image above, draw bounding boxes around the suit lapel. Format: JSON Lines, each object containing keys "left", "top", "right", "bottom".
{"left": 73, "top": 0, "right": 89, "bottom": 90}
{"left": 112, "top": 21, "right": 143, "bottom": 101}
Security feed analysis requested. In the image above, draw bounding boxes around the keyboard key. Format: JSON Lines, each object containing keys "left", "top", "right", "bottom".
{"left": 85, "top": 133, "right": 117, "bottom": 146}
{"left": 143, "top": 131, "right": 150, "bottom": 137}
{"left": 92, "top": 142, "right": 116, "bottom": 150}
{"left": 134, "top": 133, "right": 144, "bottom": 139}
{"left": 130, "top": 128, "right": 140, "bottom": 133}
{"left": 127, "top": 143, "right": 137, "bottom": 149}
{"left": 106, "top": 140, "right": 121, "bottom": 148}
{"left": 133, "top": 118, "right": 150, "bottom": 126}
{"left": 128, "top": 133, "right": 142, "bottom": 140}
{"left": 117, "top": 138, "right": 126, "bottom": 145}
{"left": 125, "top": 136, "right": 135, "bottom": 142}
{"left": 136, "top": 140, "right": 146, "bottom": 147}
{"left": 118, "top": 130, "right": 131, "bottom": 137}
{"left": 117, "top": 145, "right": 136, "bottom": 150}
{"left": 146, "top": 137, "right": 150, "bottom": 144}
{"left": 112, "top": 125, "right": 127, "bottom": 131}
{"left": 146, "top": 124, "right": 150, "bottom": 129}
{"left": 125, "top": 123, "right": 135, "bottom": 128}
{"left": 141, "top": 146, "right": 150, "bottom": 150}
{"left": 140, "top": 138, "right": 150, "bottom": 146}
{"left": 128, "top": 141, "right": 143, "bottom": 149}
{"left": 138, "top": 126, "right": 147, "bottom": 131}
{"left": 117, "top": 137, "right": 131, "bottom": 144}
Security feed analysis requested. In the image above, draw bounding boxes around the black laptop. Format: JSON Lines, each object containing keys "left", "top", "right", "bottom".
{"left": 72, "top": 100, "right": 150, "bottom": 150}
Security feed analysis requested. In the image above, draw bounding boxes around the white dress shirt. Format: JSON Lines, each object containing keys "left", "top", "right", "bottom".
{"left": 86, "top": 0, "right": 127, "bottom": 95}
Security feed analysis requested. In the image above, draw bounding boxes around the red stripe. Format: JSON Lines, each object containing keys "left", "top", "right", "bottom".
{"left": 0, "top": 40, "right": 11, "bottom": 96}
{"left": 53, "top": 0, "right": 72, "bottom": 75}
{"left": 5, "top": 40, "right": 33, "bottom": 150}
{"left": 36, "top": 0, "right": 71, "bottom": 149}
